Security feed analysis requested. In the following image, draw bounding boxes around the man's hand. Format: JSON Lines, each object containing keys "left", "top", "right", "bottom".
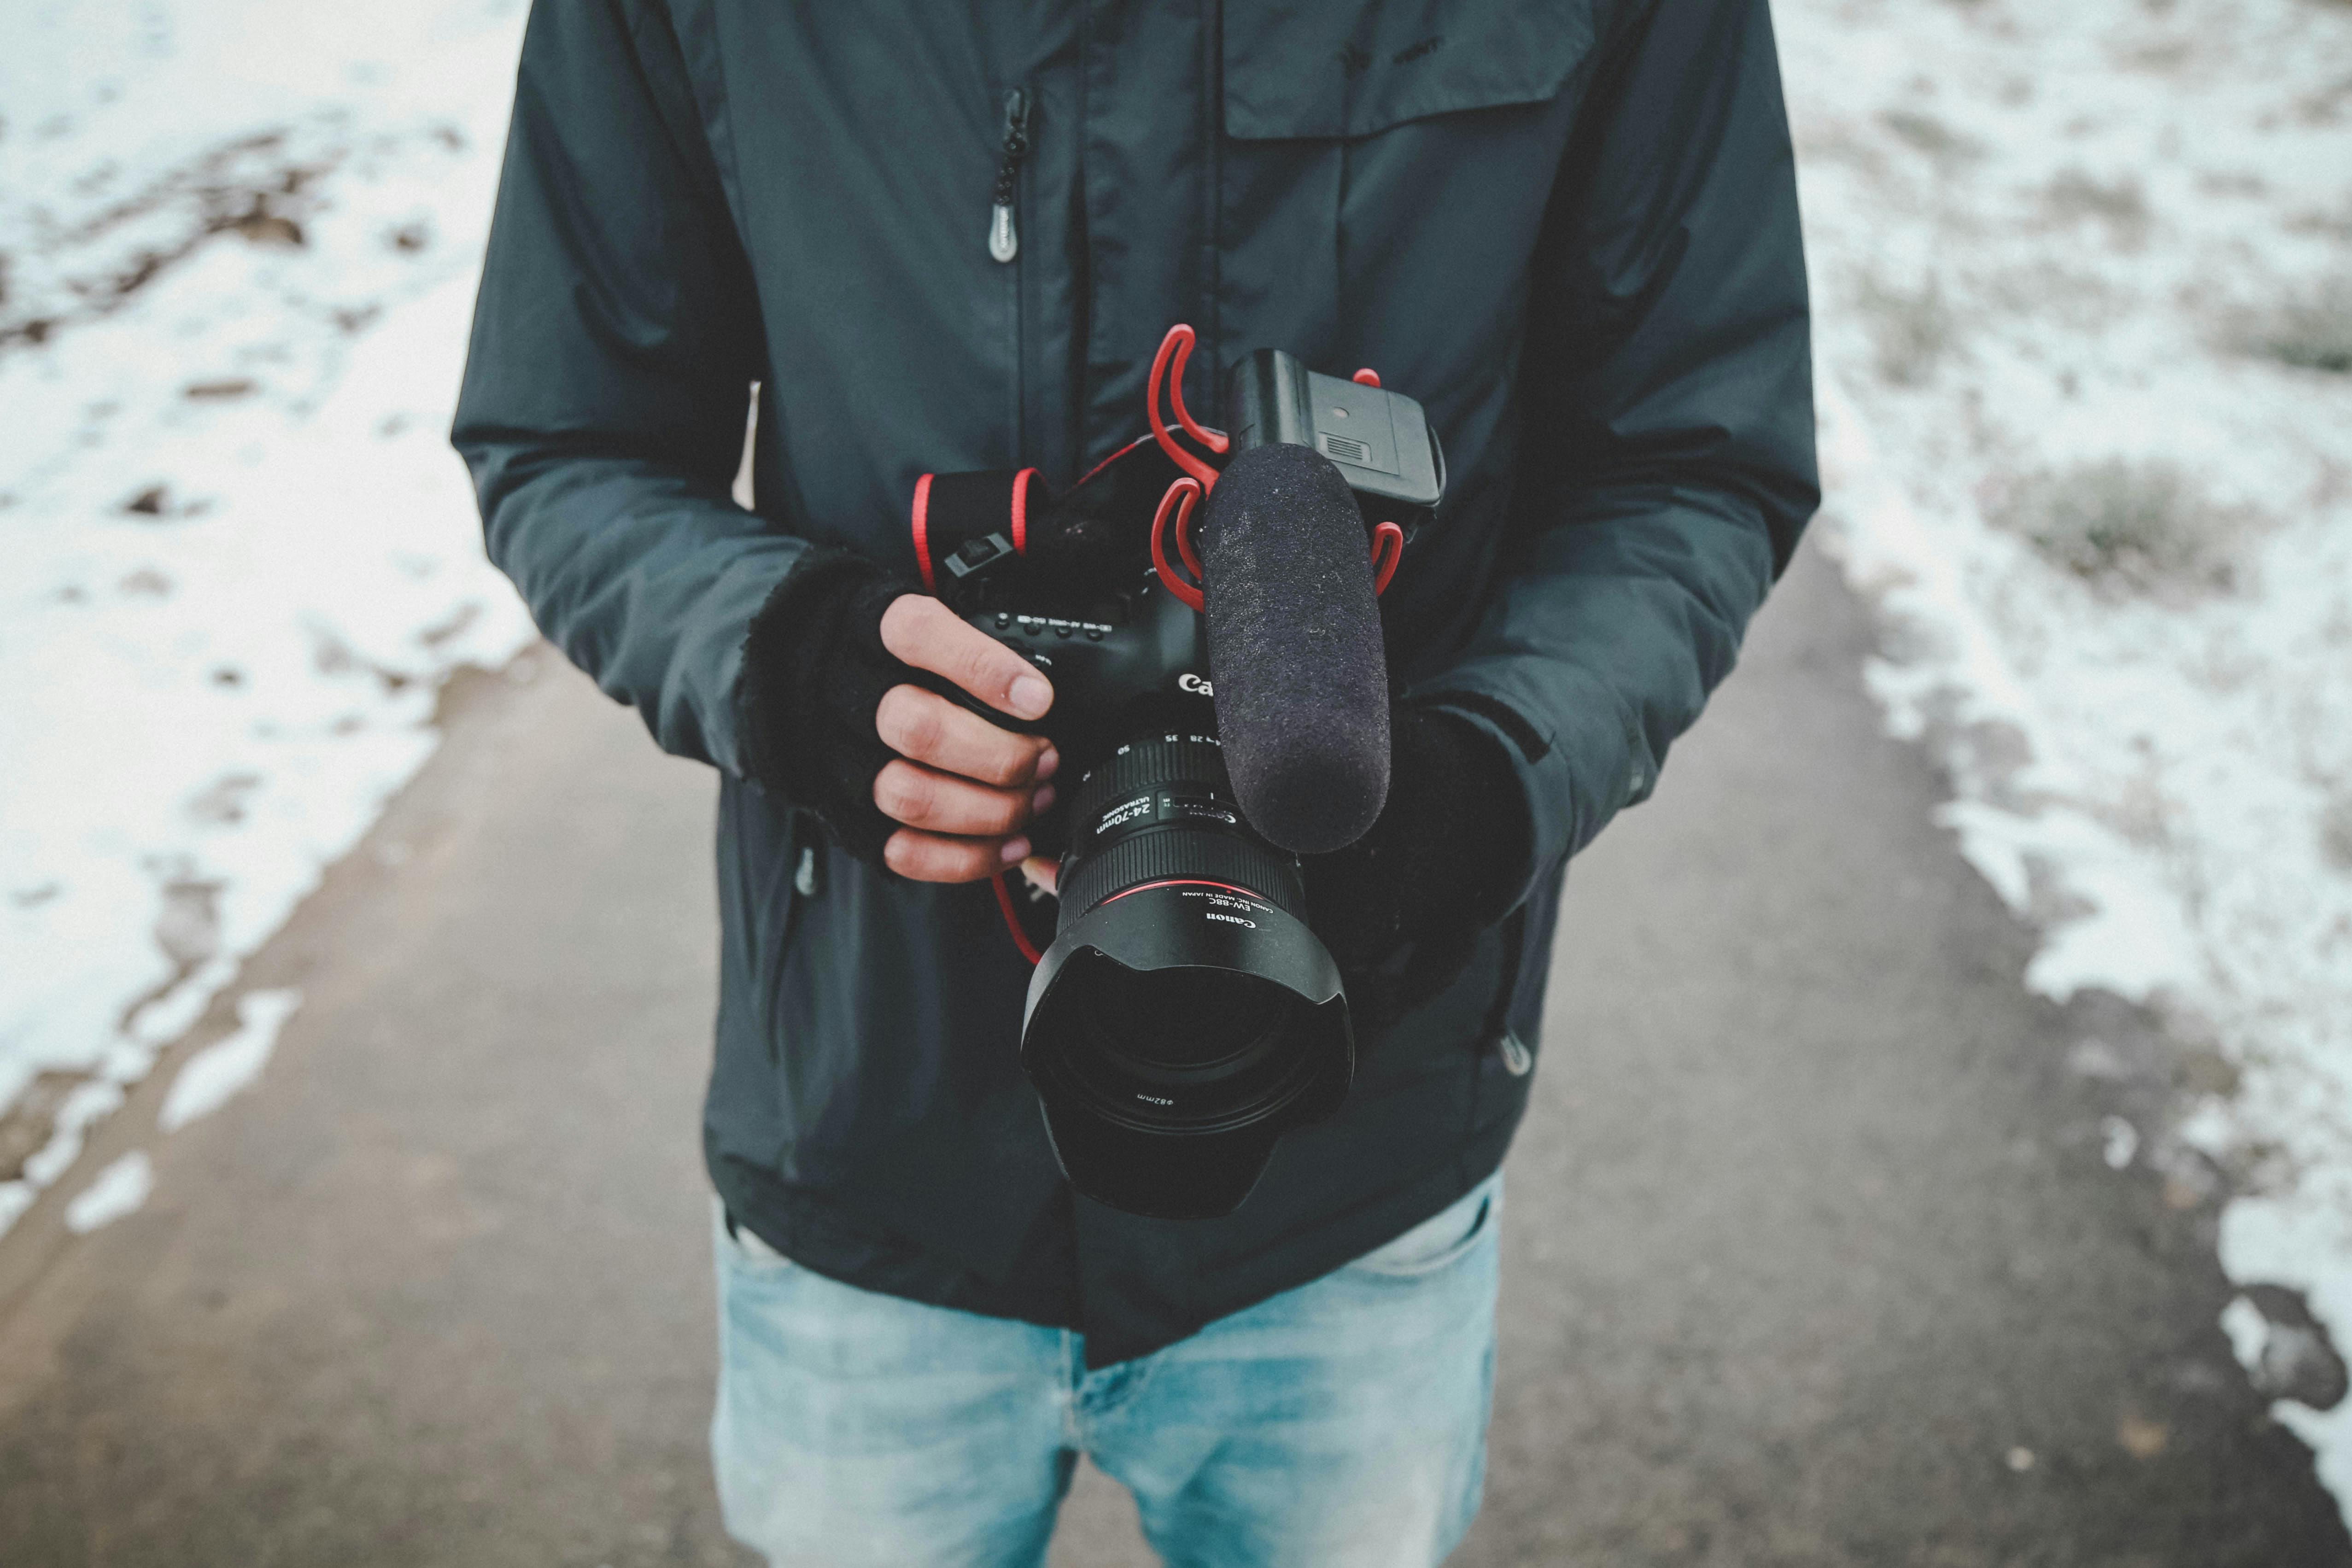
{"left": 874, "top": 595, "right": 1058, "bottom": 883}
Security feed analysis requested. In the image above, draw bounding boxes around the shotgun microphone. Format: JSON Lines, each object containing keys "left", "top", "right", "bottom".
{"left": 1197, "top": 441, "right": 1392, "bottom": 855}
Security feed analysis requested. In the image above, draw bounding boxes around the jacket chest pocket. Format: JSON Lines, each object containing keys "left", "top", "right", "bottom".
{"left": 1212, "top": 1, "right": 1597, "bottom": 427}
{"left": 1221, "top": 0, "right": 1594, "bottom": 141}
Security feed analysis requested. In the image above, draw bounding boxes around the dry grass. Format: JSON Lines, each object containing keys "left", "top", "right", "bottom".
{"left": 1878, "top": 109, "right": 1985, "bottom": 162}
{"left": 2118, "top": 38, "right": 2194, "bottom": 73}
{"left": 2234, "top": 277, "right": 2352, "bottom": 374}
{"left": 1988, "top": 459, "right": 2252, "bottom": 596}
{"left": 1983, "top": 260, "right": 2122, "bottom": 329}
{"left": 2322, "top": 791, "right": 2352, "bottom": 873}
{"left": 1854, "top": 273, "right": 1959, "bottom": 386}
{"left": 2043, "top": 170, "right": 2153, "bottom": 243}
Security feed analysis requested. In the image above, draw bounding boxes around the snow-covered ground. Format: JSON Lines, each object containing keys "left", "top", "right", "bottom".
{"left": 0, "top": 2, "right": 535, "bottom": 1231}
{"left": 1779, "top": 0, "right": 2352, "bottom": 1517}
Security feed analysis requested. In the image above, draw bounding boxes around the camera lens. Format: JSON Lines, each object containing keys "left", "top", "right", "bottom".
{"left": 1017, "top": 731, "right": 1353, "bottom": 1218}
{"left": 1053, "top": 733, "right": 1300, "bottom": 919}
{"left": 1055, "top": 961, "right": 1322, "bottom": 1134}
{"left": 1083, "top": 964, "right": 1287, "bottom": 1073}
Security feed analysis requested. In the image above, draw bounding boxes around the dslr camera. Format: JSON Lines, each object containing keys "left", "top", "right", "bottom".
{"left": 913, "top": 332, "right": 1445, "bottom": 1219}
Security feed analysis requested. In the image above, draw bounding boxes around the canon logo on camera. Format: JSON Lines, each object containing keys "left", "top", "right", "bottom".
{"left": 1176, "top": 672, "right": 1213, "bottom": 696}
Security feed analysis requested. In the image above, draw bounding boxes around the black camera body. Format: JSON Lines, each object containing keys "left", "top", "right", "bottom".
{"left": 942, "top": 538, "right": 1214, "bottom": 772}
{"left": 924, "top": 345, "right": 1445, "bottom": 1220}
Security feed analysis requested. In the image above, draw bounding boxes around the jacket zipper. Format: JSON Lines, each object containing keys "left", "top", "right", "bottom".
{"left": 989, "top": 88, "right": 1030, "bottom": 263}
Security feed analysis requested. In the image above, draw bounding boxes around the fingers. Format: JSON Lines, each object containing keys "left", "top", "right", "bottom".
{"left": 880, "top": 594, "right": 1054, "bottom": 720}
{"left": 875, "top": 685, "right": 1057, "bottom": 788}
{"left": 873, "top": 757, "right": 1051, "bottom": 882}
{"left": 883, "top": 839, "right": 1062, "bottom": 889}
{"left": 874, "top": 759, "right": 1053, "bottom": 839}
{"left": 884, "top": 828, "right": 1032, "bottom": 883}
{"left": 872, "top": 595, "right": 1059, "bottom": 884}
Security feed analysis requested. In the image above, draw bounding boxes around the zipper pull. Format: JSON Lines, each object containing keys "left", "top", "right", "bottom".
{"left": 989, "top": 88, "right": 1030, "bottom": 264}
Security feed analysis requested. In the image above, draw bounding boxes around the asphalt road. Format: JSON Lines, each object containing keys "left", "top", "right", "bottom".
{"left": 0, "top": 545, "right": 2344, "bottom": 1566}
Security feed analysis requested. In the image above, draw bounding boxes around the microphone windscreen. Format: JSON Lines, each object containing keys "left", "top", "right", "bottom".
{"left": 1199, "top": 443, "right": 1391, "bottom": 854}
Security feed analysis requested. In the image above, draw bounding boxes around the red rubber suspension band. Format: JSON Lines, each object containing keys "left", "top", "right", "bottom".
{"left": 1148, "top": 324, "right": 1226, "bottom": 491}
{"left": 1150, "top": 477, "right": 1207, "bottom": 612}
{"left": 1175, "top": 497, "right": 1204, "bottom": 581}
{"left": 1370, "top": 520, "right": 1404, "bottom": 596}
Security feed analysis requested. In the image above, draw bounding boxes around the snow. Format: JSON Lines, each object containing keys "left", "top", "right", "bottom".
{"left": 158, "top": 988, "right": 300, "bottom": 1133}
{"left": 0, "top": 1, "right": 535, "bottom": 1233}
{"left": 2223, "top": 1293, "right": 2274, "bottom": 1379}
{"left": 64, "top": 1151, "right": 153, "bottom": 1235}
{"left": 1779, "top": 0, "right": 2352, "bottom": 1519}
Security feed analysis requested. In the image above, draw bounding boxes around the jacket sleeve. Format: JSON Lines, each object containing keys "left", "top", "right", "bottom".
{"left": 1409, "top": 0, "right": 1820, "bottom": 908}
{"left": 451, "top": 0, "right": 802, "bottom": 775}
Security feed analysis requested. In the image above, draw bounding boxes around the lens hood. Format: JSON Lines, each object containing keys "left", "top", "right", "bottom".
{"left": 1020, "top": 878, "right": 1352, "bottom": 1219}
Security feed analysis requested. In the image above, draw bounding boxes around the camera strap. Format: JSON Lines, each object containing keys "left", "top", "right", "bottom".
{"left": 909, "top": 468, "right": 1041, "bottom": 594}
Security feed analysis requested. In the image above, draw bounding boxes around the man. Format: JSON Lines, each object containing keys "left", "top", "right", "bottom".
{"left": 454, "top": 1, "right": 1814, "bottom": 1563}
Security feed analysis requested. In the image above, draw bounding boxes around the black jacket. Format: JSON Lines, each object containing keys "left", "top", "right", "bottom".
{"left": 453, "top": 0, "right": 1816, "bottom": 1367}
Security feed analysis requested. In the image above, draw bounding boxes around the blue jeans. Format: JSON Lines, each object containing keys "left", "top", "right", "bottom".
{"left": 710, "top": 1173, "right": 1502, "bottom": 1568}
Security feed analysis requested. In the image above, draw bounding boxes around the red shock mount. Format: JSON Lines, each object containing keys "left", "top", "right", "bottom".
{"left": 1144, "top": 323, "right": 1405, "bottom": 613}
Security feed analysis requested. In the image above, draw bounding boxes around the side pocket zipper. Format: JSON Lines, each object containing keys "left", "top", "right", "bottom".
{"left": 763, "top": 811, "right": 821, "bottom": 1065}
{"left": 1482, "top": 905, "right": 1533, "bottom": 1077}
{"left": 988, "top": 87, "right": 1030, "bottom": 263}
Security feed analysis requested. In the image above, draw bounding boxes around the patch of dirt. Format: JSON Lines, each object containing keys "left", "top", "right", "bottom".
{"left": 0, "top": 129, "right": 342, "bottom": 358}
{"left": 117, "top": 483, "right": 211, "bottom": 522}
{"left": 0, "top": 1072, "right": 89, "bottom": 1182}
{"left": 2241, "top": 1284, "right": 2352, "bottom": 1410}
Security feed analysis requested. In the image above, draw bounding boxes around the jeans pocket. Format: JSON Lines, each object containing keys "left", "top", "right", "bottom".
{"left": 1347, "top": 1174, "right": 1502, "bottom": 1279}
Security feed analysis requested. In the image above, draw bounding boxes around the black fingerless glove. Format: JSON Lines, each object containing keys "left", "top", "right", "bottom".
{"left": 738, "top": 549, "right": 920, "bottom": 863}
{"left": 1304, "top": 703, "right": 1532, "bottom": 990}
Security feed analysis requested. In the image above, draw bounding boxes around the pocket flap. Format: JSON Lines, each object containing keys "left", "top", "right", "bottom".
{"left": 1222, "top": 1, "right": 1595, "bottom": 141}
